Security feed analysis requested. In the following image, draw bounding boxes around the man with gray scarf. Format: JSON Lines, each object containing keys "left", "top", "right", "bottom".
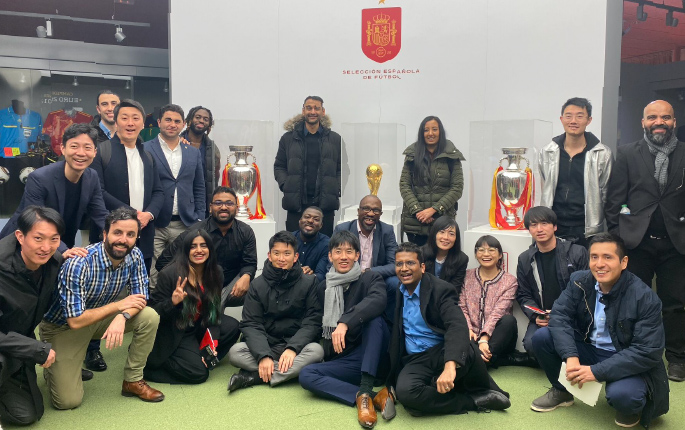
{"left": 605, "top": 99, "right": 685, "bottom": 382}
{"left": 299, "top": 231, "right": 394, "bottom": 429}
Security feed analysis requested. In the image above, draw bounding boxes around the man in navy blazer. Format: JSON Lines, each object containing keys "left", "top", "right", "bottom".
{"left": 0, "top": 124, "right": 107, "bottom": 252}
{"left": 143, "top": 104, "right": 205, "bottom": 286}
{"left": 90, "top": 99, "right": 164, "bottom": 273}
{"left": 334, "top": 195, "right": 398, "bottom": 323}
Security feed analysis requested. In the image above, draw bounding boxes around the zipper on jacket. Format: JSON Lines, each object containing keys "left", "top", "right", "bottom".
{"left": 574, "top": 280, "right": 593, "bottom": 342}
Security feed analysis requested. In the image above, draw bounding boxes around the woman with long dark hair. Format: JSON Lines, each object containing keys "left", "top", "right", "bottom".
{"left": 400, "top": 116, "right": 465, "bottom": 246}
{"left": 459, "top": 235, "right": 518, "bottom": 367}
{"left": 144, "top": 229, "right": 240, "bottom": 384}
{"left": 422, "top": 216, "right": 469, "bottom": 295}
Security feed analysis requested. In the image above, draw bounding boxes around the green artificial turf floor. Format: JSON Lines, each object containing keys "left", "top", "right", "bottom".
{"left": 5, "top": 332, "right": 683, "bottom": 430}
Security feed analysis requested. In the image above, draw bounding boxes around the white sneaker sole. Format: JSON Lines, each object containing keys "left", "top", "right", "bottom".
{"left": 530, "top": 400, "right": 574, "bottom": 412}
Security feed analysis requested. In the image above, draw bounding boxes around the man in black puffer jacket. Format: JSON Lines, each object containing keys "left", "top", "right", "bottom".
{"left": 227, "top": 231, "right": 323, "bottom": 392}
{"left": 530, "top": 233, "right": 668, "bottom": 428}
{"left": 274, "top": 96, "right": 344, "bottom": 237}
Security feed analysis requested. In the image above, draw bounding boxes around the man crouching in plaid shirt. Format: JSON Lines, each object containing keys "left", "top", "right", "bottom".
{"left": 39, "top": 207, "right": 164, "bottom": 409}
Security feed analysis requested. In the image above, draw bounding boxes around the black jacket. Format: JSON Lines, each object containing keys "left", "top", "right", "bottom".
{"left": 89, "top": 135, "right": 164, "bottom": 258}
{"left": 155, "top": 217, "right": 257, "bottom": 289}
{"left": 89, "top": 114, "right": 111, "bottom": 146}
{"left": 333, "top": 220, "right": 398, "bottom": 278}
{"left": 550, "top": 269, "right": 668, "bottom": 427}
{"left": 423, "top": 250, "right": 469, "bottom": 296}
{"left": 317, "top": 271, "right": 387, "bottom": 359}
{"left": 274, "top": 115, "right": 342, "bottom": 212}
{"left": 0, "top": 235, "right": 60, "bottom": 417}
{"left": 387, "top": 273, "right": 469, "bottom": 388}
{"left": 146, "top": 261, "right": 223, "bottom": 368}
{"left": 180, "top": 130, "right": 221, "bottom": 217}
{"left": 516, "top": 238, "right": 588, "bottom": 321}
{"left": 240, "top": 261, "right": 322, "bottom": 362}
{"left": 605, "top": 139, "right": 685, "bottom": 253}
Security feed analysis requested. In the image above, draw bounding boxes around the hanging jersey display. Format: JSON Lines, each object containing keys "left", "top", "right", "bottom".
{"left": 42, "top": 109, "right": 93, "bottom": 155}
{"left": 0, "top": 106, "right": 43, "bottom": 157}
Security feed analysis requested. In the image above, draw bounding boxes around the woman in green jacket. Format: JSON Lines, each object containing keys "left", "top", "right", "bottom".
{"left": 399, "top": 116, "right": 465, "bottom": 246}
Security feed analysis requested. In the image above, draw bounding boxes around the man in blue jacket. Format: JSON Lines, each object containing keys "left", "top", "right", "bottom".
{"left": 530, "top": 233, "right": 668, "bottom": 428}
{"left": 334, "top": 195, "right": 398, "bottom": 323}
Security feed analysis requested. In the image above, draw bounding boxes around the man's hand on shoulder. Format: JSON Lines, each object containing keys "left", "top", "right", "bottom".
{"left": 62, "top": 247, "right": 88, "bottom": 259}
{"left": 301, "top": 265, "right": 314, "bottom": 275}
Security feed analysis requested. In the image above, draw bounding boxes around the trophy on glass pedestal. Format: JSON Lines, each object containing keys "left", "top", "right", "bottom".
{"left": 489, "top": 147, "right": 534, "bottom": 230}
{"left": 366, "top": 164, "right": 383, "bottom": 196}
{"left": 226, "top": 145, "right": 257, "bottom": 218}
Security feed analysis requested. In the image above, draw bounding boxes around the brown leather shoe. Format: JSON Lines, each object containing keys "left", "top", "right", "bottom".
{"left": 356, "top": 393, "right": 377, "bottom": 428}
{"left": 121, "top": 379, "right": 165, "bottom": 402}
{"left": 372, "top": 387, "right": 396, "bottom": 420}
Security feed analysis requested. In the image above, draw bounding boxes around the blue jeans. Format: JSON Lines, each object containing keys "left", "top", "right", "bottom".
{"left": 532, "top": 327, "right": 648, "bottom": 416}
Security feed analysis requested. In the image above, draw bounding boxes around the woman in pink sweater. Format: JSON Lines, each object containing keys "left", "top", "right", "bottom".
{"left": 459, "top": 235, "right": 518, "bottom": 367}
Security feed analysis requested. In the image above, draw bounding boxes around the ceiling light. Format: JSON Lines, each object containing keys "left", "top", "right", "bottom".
{"left": 667, "top": 10, "right": 679, "bottom": 27}
{"left": 36, "top": 19, "right": 52, "bottom": 38}
{"left": 637, "top": 4, "right": 648, "bottom": 21}
{"left": 72, "top": 76, "right": 79, "bottom": 87}
{"left": 115, "top": 25, "right": 126, "bottom": 43}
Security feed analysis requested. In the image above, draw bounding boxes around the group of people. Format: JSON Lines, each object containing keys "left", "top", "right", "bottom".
{"left": 0, "top": 92, "right": 682, "bottom": 430}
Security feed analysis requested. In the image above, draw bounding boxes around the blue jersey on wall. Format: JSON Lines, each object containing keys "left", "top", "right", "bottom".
{"left": 0, "top": 106, "right": 43, "bottom": 157}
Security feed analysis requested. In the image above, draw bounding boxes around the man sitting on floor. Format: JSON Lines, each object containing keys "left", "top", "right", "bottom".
{"left": 530, "top": 233, "right": 668, "bottom": 428}
{"left": 227, "top": 231, "right": 323, "bottom": 392}
{"left": 387, "top": 242, "right": 510, "bottom": 416}
{"left": 300, "top": 231, "right": 393, "bottom": 428}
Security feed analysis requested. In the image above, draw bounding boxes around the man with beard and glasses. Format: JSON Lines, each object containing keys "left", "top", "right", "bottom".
{"left": 605, "top": 99, "right": 685, "bottom": 383}
{"left": 39, "top": 208, "right": 164, "bottom": 410}
{"left": 334, "top": 195, "right": 399, "bottom": 324}
{"left": 180, "top": 106, "right": 221, "bottom": 217}
{"left": 155, "top": 187, "right": 257, "bottom": 306}
{"left": 293, "top": 206, "right": 330, "bottom": 281}
{"left": 274, "top": 96, "right": 345, "bottom": 237}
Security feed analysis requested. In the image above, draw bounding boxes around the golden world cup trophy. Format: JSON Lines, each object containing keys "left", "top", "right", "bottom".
{"left": 366, "top": 164, "right": 383, "bottom": 195}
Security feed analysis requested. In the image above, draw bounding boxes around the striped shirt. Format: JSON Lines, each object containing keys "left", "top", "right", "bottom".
{"left": 43, "top": 242, "right": 148, "bottom": 326}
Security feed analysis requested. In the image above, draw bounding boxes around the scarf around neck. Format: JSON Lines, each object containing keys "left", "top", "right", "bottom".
{"left": 645, "top": 131, "right": 678, "bottom": 193}
{"left": 322, "top": 262, "right": 362, "bottom": 339}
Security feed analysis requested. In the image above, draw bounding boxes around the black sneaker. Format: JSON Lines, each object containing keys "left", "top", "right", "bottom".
{"left": 615, "top": 411, "right": 640, "bottom": 428}
{"left": 530, "top": 387, "right": 574, "bottom": 412}
{"left": 85, "top": 350, "right": 107, "bottom": 372}
{"left": 667, "top": 362, "right": 685, "bottom": 382}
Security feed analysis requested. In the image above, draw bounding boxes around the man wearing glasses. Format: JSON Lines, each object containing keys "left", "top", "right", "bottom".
{"left": 538, "top": 97, "right": 613, "bottom": 248}
{"left": 155, "top": 186, "right": 257, "bottom": 305}
{"left": 333, "top": 195, "right": 399, "bottom": 324}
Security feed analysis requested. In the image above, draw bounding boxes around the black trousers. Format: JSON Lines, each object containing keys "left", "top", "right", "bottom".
{"left": 0, "top": 372, "right": 41, "bottom": 425}
{"left": 627, "top": 236, "right": 685, "bottom": 363}
{"left": 556, "top": 224, "right": 589, "bottom": 249}
{"left": 487, "top": 314, "right": 518, "bottom": 363}
{"left": 286, "top": 209, "right": 335, "bottom": 237}
{"left": 395, "top": 342, "right": 498, "bottom": 416}
{"left": 144, "top": 316, "right": 240, "bottom": 384}
{"left": 405, "top": 233, "right": 428, "bottom": 247}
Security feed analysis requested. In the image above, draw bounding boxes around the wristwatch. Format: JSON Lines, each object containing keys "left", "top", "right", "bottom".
{"left": 121, "top": 312, "right": 132, "bottom": 321}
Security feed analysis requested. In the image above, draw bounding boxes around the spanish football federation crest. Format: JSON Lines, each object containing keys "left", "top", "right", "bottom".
{"left": 362, "top": 7, "right": 401, "bottom": 63}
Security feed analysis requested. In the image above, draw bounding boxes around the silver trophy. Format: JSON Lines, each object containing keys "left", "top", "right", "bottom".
{"left": 495, "top": 147, "right": 530, "bottom": 226}
{"left": 227, "top": 145, "right": 257, "bottom": 218}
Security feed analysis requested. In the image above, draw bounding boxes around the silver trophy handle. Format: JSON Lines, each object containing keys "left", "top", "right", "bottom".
{"left": 246, "top": 154, "right": 257, "bottom": 164}
{"left": 498, "top": 156, "right": 508, "bottom": 168}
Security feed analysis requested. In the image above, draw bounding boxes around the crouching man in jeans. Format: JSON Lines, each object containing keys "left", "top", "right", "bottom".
{"left": 40, "top": 207, "right": 164, "bottom": 409}
{"left": 531, "top": 233, "right": 668, "bottom": 428}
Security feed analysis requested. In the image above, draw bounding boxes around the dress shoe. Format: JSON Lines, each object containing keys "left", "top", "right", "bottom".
{"left": 228, "top": 369, "right": 259, "bottom": 393}
{"left": 121, "top": 380, "right": 165, "bottom": 402}
{"left": 471, "top": 389, "right": 511, "bottom": 411}
{"left": 356, "top": 393, "right": 377, "bottom": 428}
{"left": 81, "top": 369, "right": 94, "bottom": 381}
{"left": 372, "top": 387, "right": 396, "bottom": 420}
{"left": 667, "top": 362, "right": 685, "bottom": 382}
{"left": 84, "top": 350, "right": 107, "bottom": 372}
{"left": 502, "top": 350, "right": 539, "bottom": 368}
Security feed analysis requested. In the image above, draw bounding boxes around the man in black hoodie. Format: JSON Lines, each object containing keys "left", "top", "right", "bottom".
{"left": 227, "top": 231, "right": 323, "bottom": 392}
{"left": 299, "top": 231, "right": 392, "bottom": 429}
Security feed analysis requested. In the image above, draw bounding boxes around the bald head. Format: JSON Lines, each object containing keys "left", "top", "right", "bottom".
{"left": 357, "top": 195, "right": 383, "bottom": 235}
{"left": 642, "top": 100, "right": 676, "bottom": 146}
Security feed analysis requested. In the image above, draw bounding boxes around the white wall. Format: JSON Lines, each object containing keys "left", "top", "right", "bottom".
{"left": 170, "top": 0, "right": 620, "bottom": 232}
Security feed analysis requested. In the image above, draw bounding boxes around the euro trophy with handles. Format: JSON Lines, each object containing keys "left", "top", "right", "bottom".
{"left": 489, "top": 147, "right": 534, "bottom": 230}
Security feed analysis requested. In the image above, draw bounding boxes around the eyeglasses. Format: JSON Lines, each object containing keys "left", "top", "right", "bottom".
{"left": 359, "top": 206, "right": 382, "bottom": 215}
{"left": 476, "top": 247, "right": 498, "bottom": 254}
{"left": 395, "top": 261, "right": 418, "bottom": 268}
{"left": 212, "top": 201, "right": 236, "bottom": 208}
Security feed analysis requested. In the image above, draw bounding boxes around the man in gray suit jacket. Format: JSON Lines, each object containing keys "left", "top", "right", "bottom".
{"left": 334, "top": 195, "right": 399, "bottom": 324}
{"left": 144, "top": 104, "right": 206, "bottom": 287}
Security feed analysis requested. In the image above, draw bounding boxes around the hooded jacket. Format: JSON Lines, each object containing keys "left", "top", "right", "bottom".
{"left": 399, "top": 140, "right": 465, "bottom": 236}
{"left": 239, "top": 260, "right": 322, "bottom": 362}
{"left": 550, "top": 269, "right": 668, "bottom": 427}
{"left": 538, "top": 132, "right": 613, "bottom": 237}
{"left": 274, "top": 114, "right": 342, "bottom": 212}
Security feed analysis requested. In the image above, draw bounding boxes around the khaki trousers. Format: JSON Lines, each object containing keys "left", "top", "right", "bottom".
{"left": 38, "top": 307, "right": 160, "bottom": 410}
